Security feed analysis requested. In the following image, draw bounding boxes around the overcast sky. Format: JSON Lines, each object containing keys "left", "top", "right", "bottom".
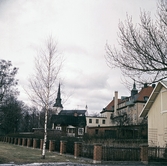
{"left": 0, "top": 0, "right": 157, "bottom": 114}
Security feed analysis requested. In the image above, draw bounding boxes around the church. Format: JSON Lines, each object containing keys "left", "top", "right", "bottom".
{"left": 51, "top": 84, "right": 87, "bottom": 137}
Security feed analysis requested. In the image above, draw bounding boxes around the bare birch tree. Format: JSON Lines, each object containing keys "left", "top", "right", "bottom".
{"left": 105, "top": 0, "right": 167, "bottom": 84}
{"left": 27, "top": 37, "right": 62, "bottom": 159}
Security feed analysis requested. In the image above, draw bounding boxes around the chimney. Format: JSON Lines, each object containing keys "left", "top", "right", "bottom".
{"left": 114, "top": 91, "right": 118, "bottom": 114}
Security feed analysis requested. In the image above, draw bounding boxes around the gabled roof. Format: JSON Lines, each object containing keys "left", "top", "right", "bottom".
{"left": 102, "top": 85, "right": 153, "bottom": 113}
{"left": 134, "top": 86, "right": 153, "bottom": 102}
{"left": 59, "top": 109, "right": 86, "bottom": 116}
{"left": 140, "top": 81, "right": 167, "bottom": 118}
{"left": 51, "top": 115, "right": 86, "bottom": 127}
{"left": 101, "top": 99, "right": 122, "bottom": 113}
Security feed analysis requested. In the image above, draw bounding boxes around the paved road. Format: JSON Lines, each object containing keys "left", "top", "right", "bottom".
{"left": 0, "top": 161, "right": 167, "bottom": 166}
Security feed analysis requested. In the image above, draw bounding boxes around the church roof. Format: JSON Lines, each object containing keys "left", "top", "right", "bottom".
{"left": 51, "top": 115, "right": 86, "bottom": 127}
{"left": 59, "top": 110, "right": 86, "bottom": 116}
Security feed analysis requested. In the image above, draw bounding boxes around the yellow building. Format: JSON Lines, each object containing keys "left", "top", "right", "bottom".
{"left": 140, "top": 81, "right": 167, "bottom": 147}
{"left": 86, "top": 83, "right": 153, "bottom": 138}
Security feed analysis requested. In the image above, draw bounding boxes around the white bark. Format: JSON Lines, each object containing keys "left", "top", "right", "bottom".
{"left": 41, "top": 106, "right": 48, "bottom": 159}
{"left": 26, "top": 37, "right": 63, "bottom": 159}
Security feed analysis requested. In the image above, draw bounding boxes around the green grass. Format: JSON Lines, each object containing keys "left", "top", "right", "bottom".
{"left": 0, "top": 142, "right": 90, "bottom": 164}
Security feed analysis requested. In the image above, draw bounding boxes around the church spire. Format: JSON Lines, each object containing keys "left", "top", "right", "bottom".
{"left": 131, "top": 81, "right": 138, "bottom": 97}
{"left": 53, "top": 83, "right": 63, "bottom": 108}
{"left": 133, "top": 81, "right": 136, "bottom": 89}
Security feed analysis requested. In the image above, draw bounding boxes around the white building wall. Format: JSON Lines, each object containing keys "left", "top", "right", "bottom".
{"left": 86, "top": 111, "right": 114, "bottom": 128}
{"left": 148, "top": 87, "right": 167, "bottom": 147}
{"left": 86, "top": 116, "right": 107, "bottom": 127}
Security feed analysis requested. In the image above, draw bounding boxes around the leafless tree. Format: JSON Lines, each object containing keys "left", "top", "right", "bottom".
{"left": 26, "top": 37, "right": 63, "bottom": 159}
{"left": 106, "top": 0, "right": 167, "bottom": 84}
{"left": 111, "top": 112, "right": 130, "bottom": 126}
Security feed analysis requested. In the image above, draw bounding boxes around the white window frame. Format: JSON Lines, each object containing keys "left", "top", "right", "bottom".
{"left": 56, "top": 126, "right": 62, "bottom": 131}
{"left": 78, "top": 128, "right": 84, "bottom": 135}
{"left": 161, "top": 89, "right": 167, "bottom": 114}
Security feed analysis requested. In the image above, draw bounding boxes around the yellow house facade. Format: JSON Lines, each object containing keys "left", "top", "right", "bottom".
{"left": 140, "top": 81, "right": 167, "bottom": 147}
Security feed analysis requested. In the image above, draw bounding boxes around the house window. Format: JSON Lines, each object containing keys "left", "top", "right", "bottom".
{"left": 89, "top": 119, "right": 92, "bottom": 123}
{"left": 78, "top": 128, "right": 84, "bottom": 135}
{"left": 96, "top": 119, "right": 99, "bottom": 124}
{"left": 56, "top": 126, "right": 62, "bottom": 131}
{"left": 144, "top": 96, "right": 149, "bottom": 101}
{"left": 161, "top": 89, "right": 167, "bottom": 113}
{"left": 68, "top": 128, "right": 75, "bottom": 133}
{"left": 102, "top": 120, "right": 105, "bottom": 124}
{"left": 95, "top": 129, "right": 99, "bottom": 135}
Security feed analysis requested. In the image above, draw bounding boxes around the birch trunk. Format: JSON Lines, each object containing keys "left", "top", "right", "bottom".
{"left": 41, "top": 106, "right": 48, "bottom": 159}
{"left": 26, "top": 36, "right": 63, "bottom": 159}
{"left": 42, "top": 45, "right": 52, "bottom": 159}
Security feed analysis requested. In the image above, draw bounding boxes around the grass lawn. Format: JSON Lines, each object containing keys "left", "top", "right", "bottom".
{"left": 0, "top": 142, "right": 90, "bottom": 164}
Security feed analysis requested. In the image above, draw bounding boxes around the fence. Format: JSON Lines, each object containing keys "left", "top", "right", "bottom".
{"left": 81, "top": 144, "right": 94, "bottom": 159}
{"left": 102, "top": 146, "right": 140, "bottom": 161}
{"left": 1, "top": 136, "right": 167, "bottom": 163}
{"left": 148, "top": 146, "right": 167, "bottom": 162}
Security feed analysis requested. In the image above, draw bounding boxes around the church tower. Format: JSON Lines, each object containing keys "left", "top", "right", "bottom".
{"left": 53, "top": 83, "right": 63, "bottom": 114}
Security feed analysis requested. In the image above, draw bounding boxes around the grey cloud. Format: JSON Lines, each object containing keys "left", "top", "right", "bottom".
{"left": 61, "top": 44, "right": 88, "bottom": 55}
{"left": 64, "top": 72, "right": 110, "bottom": 90}
{"left": 0, "top": 0, "right": 157, "bottom": 114}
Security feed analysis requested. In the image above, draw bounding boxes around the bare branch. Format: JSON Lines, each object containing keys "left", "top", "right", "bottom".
{"left": 105, "top": 1, "right": 167, "bottom": 84}
{"left": 25, "top": 36, "right": 63, "bottom": 159}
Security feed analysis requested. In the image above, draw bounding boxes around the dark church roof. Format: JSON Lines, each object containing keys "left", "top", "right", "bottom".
{"left": 59, "top": 110, "right": 86, "bottom": 116}
{"left": 51, "top": 115, "right": 86, "bottom": 127}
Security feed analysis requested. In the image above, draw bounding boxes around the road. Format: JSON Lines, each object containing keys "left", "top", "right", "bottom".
{"left": 0, "top": 161, "right": 166, "bottom": 166}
